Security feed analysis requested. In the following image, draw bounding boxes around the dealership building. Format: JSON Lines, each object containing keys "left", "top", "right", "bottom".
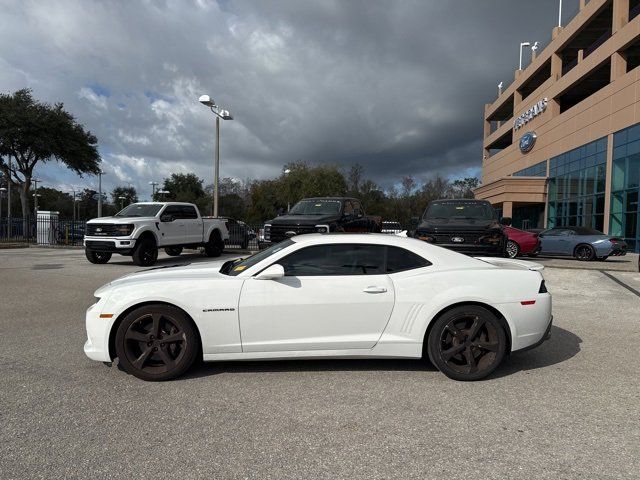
{"left": 475, "top": 0, "right": 640, "bottom": 252}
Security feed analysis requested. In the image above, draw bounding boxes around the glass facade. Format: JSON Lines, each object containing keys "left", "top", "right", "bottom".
{"left": 547, "top": 137, "right": 608, "bottom": 231}
{"left": 513, "top": 160, "right": 547, "bottom": 177}
{"left": 610, "top": 124, "right": 640, "bottom": 252}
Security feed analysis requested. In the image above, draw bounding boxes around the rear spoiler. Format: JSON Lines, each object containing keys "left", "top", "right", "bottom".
{"left": 474, "top": 257, "right": 544, "bottom": 271}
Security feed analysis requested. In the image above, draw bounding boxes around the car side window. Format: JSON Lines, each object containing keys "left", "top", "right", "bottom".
{"left": 352, "top": 200, "right": 363, "bottom": 216}
{"left": 279, "top": 244, "right": 386, "bottom": 276}
{"left": 162, "top": 205, "right": 181, "bottom": 218}
{"left": 181, "top": 206, "right": 198, "bottom": 219}
{"left": 386, "top": 246, "right": 431, "bottom": 273}
{"left": 343, "top": 201, "right": 354, "bottom": 216}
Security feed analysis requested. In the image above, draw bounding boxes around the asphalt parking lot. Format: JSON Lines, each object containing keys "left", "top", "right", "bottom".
{"left": 1, "top": 248, "right": 639, "bottom": 479}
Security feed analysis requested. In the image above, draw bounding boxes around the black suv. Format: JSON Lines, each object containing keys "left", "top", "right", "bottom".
{"left": 263, "top": 197, "right": 381, "bottom": 245}
{"left": 412, "top": 199, "right": 507, "bottom": 256}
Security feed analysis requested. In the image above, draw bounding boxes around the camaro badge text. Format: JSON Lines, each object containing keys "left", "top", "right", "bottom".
{"left": 203, "top": 308, "right": 236, "bottom": 312}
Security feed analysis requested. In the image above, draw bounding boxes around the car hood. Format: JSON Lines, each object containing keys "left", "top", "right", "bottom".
{"left": 95, "top": 258, "right": 241, "bottom": 295}
{"left": 87, "top": 216, "right": 158, "bottom": 224}
{"left": 267, "top": 214, "right": 340, "bottom": 225}
{"left": 417, "top": 218, "right": 502, "bottom": 232}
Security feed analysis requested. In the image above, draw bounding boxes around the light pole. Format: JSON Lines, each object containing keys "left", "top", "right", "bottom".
{"left": 0, "top": 187, "right": 6, "bottom": 234}
{"left": 519, "top": 42, "right": 531, "bottom": 70}
{"left": 32, "top": 178, "right": 40, "bottom": 217}
{"left": 98, "top": 171, "right": 105, "bottom": 217}
{"left": 199, "top": 94, "right": 234, "bottom": 218}
{"left": 118, "top": 196, "right": 126, "bottom": 210}
{"left": 7, "top": 156, "right": 11, "bottom": 237}
{"left": 157, "top": 189, "right": 169, "bottom": 200}
{"left": 149, "top": 181, "right": 159, "bottom": 201}
{"left": 558, "top": 0, "right": 563, "bottom": 27}
{"left": 283, "top": 168, "right": 291, "bottom": 212}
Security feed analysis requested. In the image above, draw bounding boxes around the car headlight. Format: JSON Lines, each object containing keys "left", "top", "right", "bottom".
{"left": 315, "top": 224, "right": 330, "bottom": 233}
{"left": 114, "top": 224, "right": 134, "bottom": 236}
{"left": 264, "top": 224, "right": 271, "bottom": 241}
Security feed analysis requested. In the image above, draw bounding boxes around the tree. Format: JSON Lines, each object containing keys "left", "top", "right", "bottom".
{"left": 111, "top": 186, "right": 138, "bottom": 209}
{"left": 0, "top": 89, "right": 100, "bottom": 225}
{"left": 451, "top": 177, "right": 480, "bottom": 199}
{"left": 159, "top": 173, "right": 208, "bottom": 212}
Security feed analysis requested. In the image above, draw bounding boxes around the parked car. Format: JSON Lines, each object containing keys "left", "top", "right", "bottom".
{"left": 504, "top": 226, "right": 541, "bottom": 258}
{"left": 381, "top": 221, "right": 403, "bottom": 234}
{"left": 263, "top": 197, "right": 382, "bottom": 245}
{"left": 83, "top": 202, "right": 229, "bottom": 266}
{"left": 217, "top": 217, "right": 255, "bottom": 249}
{"left": 412, "top": 199, "right": 507, "bottom": 257}
{"left": 537, "top": 226, "right": 627, "bottom": 261}
{"left": 84, "top": 233, "right": 552, "bottom": 382}
{"left": 56, "top": 221, "right": 86, "bottom": 245}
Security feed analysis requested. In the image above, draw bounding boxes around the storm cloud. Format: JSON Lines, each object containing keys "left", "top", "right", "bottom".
{"left": 0, "top": 0, "right": 580, "bottom": 198}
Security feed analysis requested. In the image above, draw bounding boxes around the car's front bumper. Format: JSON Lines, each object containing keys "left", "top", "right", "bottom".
{"left": 84, "top": 295, "right": 115, "bottom": 362}
{"left": 84, "top": 237, "right": 136, "bottom": 253}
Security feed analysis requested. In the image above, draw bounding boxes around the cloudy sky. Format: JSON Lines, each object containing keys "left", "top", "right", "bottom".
{"left": 0, "top": 0, "right": 580, "bottom": 199}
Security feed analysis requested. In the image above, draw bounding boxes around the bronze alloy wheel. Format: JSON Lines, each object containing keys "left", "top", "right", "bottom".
{"left": 506, "top": 240, "right": 520, "bottom": 259}
{"left": 428, "top": 306, "right": 506, "bottom": 381}
{"left": 115, "top": 305, "right": 199, "bottom": 381}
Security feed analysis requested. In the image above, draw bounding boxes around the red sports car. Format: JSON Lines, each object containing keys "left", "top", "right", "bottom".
{"left": 504, "top": 226, "right": 541, "bottom": 258}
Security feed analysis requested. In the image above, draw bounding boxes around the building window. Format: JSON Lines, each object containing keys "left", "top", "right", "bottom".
{"left": 610, "top": 124, "right": 640, "bottom": 252}
{"left": 547, "top": 137, "right": 608, "bottom": 231}
{"left": 513, "top": 160, "right": 547, "bottom": 177}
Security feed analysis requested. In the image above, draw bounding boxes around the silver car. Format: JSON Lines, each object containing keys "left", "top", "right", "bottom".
{"left": 538, "top": 226, "right": 627, "bottom": 261}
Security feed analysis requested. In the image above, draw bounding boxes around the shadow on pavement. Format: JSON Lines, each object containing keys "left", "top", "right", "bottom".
{"left": 181, "top": 325, "right": 581, "bottom": 381}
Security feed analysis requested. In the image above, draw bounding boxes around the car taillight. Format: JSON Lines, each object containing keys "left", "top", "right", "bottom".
{"left": 539, "top": 280, "right": 548, "bottom": 293}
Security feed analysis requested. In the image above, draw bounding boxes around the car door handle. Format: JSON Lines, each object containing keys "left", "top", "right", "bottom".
{"left": 363, "top": 286, "right": 387, "bottom": 294}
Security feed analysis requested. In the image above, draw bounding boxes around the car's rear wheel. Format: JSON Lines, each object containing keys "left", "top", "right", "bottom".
{"left": 133, "top": 237, "right": 158, "bottom": 266}
{"left": 506, "top": 240, "right": 520, "bottom": 258}
{"left": 85, "top": 249, "right": 112, "bottom": 264}
{"left": 115, "top": 304, "right": 199, "bottom": 381}
{"left": 164, "top": 246, "right": 183, "bottom": 256}
{"left": 427, "top": 305, "right": 507, "bottom": 381}
{"left": 574, "top": 244, "right": 595, "bottom": 261}
{"left": 204, "top": 230, "right": 224, "bottom": 257}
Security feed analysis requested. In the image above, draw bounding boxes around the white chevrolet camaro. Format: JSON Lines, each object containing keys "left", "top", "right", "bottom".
{"left": 84, "top": 234, "right": 552, "bottom": 381}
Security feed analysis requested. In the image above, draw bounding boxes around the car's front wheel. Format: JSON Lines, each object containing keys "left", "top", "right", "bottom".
{"left": 427, "top": 305, "right": 507, "bottom": 381}
{"left": 132, "top": 238, "right": 158, "bottom": 266}
{"left": 85, "top": 249, "right": 112, "bottom": 264}
{"left": 115, "top": 304, "right": 199, "bottom": 381}
{"left": 505, "top": 240, "right": 520, "bottom": 258}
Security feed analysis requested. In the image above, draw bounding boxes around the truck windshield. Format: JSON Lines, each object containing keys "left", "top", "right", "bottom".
{"left": 115, "top": 204, "right": 163, "bottom": 217}
{"left": 288, "top": 200, "right": 341, "bottom": 215}
{"left": 424, "top": 203, "right": 495, "bottom": 220}
{"left": 221, "top": 239, "right": 294, "bottom": 276}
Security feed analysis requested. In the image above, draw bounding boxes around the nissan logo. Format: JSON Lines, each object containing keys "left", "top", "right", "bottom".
{"left": 451, "top": 236, "right": 465, "bottom": 243}
{"left": 285, "top": 231, "right": 297, "bottom": 237}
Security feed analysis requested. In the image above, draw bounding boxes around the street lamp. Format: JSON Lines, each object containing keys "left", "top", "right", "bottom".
{"left": 283, "top": 168, "right": 292, "bottom": 212}
{"left": 0, "top": 187, "right": 6, "bottom": 230}
{"left": 199, "top": 94, "right": 234, "bottom": 218}
{"left": 157, "top": 189, "right": 169, "bottom": 200}
{"left": 519, "top": 42, "right": 531, "bottom": 70}
{"left": 149, "top": 181, "right": 159, "bottom": 201}
{"left": 32, "top": 178, "right": 40, "bottom": 218}
{"left": 98, "top": 170, "right": 106, "bottom": 217}
{"left": 118, "top": 195, "right": 126, "bottom": 210}
{"left": 558, "top": 0, "right": 563, "bottom": 27}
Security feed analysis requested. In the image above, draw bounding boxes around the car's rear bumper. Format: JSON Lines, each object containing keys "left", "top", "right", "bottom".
{"left": 499, "top": 292, "right": 552, "bottom": 352}
{"left": 515, "top": 315, "right": 553, "bottom": 353}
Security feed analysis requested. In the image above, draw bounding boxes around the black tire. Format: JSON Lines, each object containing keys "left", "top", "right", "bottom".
{"left": 427, "top": 305, "right": 507, "bottom": 381}
{"left": 204, "top": 230, "right": 224, "bottom": 257}
{"left": 85, "top": 249, "right": 112, "bottom": 264}
{"left": 115, "top": 304, "right": 199, "bottom": 381}
{"left": 505, "top": 240, "right": 520, "bottom": 259}
{"left": 574, "top": 244, "right": 595, "bottom": 261}
{"left": 132, "top": 237, "right": 158, "bottom": 266}
{"left": 164, "top": 246, "right": 183, "bottom": 256}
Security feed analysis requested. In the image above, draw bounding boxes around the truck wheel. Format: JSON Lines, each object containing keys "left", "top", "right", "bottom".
{"left": 204, "top": 230, "right": 224, "bottom": 257}
{"left": 164, "top": 246, "right": 183, "bottom": 256}
{"left": 133, "top": 237, "right": 158, "bottom": 266}
{"left": 85, "top": 249, "right": 112, "bottom": 264}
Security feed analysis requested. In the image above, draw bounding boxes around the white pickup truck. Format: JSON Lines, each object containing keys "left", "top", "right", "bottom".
{"left": 83, "top": 202, "right": 229, "bottom": 266}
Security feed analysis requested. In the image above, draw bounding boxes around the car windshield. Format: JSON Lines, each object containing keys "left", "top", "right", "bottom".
{"left": 115, "top": 204, "right": 163, "bottom": 217}
{"left": 222, "top": 239, "right": 294, "bottom": 276}
{"left": 288, "top": 200, "right": 342, "bottom": 215}
{"left": 424, "top": 202, "right": 495, "bottom": 220}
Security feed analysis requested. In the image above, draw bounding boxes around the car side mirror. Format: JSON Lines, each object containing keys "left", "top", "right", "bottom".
{"left": 500, "top": 217, "right": 512, "bottom": 226}
{"left": 160, "top": 214, "right": 174, "bottom": 222}
{"left": 254, "top": 264, "right": 285, "bottom": 280}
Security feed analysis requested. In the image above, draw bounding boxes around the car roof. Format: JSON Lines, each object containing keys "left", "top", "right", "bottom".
{"left": 430, "top": 199, "right": 490, "bottom": 204}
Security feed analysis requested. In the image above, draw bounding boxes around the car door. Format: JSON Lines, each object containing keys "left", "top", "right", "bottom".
{"left": 181, "top": 205, "right": 202, "bottom": 244}
{"left": 556, "top": 229, "right": 577, "bottom": 255}
{"left": 539, "top": 228, "right": 564, "bottom": 254}
{"left": 158, "top": 205, "right": 186, "bottom": 246}
{"left": 238, "top": 243, "right": 395, "bottom": 352}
